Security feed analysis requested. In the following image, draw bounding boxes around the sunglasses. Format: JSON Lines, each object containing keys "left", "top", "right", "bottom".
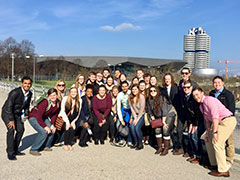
{"left": 58, "top": 84, "right": 65, "bottom": 87}
{"left": 181, "top": 72, "right": 189, "bottom": 75}
{"left": 150, "top": 89, "right": 156, "bottom": 92}
{"left": 183, "top": 86, "right": 191, "bottom": 89}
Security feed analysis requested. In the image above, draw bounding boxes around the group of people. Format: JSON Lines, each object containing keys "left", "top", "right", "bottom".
{"left": 1, "top": 67, "right": 237, "bottom": 177}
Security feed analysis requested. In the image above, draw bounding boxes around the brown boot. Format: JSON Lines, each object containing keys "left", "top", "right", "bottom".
{"left": 160, "top": 139, "right": 170, "bottom": 156}
{"left": 155, "top": 138, "right": 163, "bottom": 154}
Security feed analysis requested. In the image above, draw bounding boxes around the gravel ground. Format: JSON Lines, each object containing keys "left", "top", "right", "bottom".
{"left": 0, "top": 89, "right": 240, "bottom": 180}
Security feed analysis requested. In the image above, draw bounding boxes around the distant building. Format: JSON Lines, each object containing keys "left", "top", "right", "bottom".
{"left": 184, "top": 27, "right": 210, "bottom": 69}
{"left": 37, "top": 56, "right": 186, "bottom": 74}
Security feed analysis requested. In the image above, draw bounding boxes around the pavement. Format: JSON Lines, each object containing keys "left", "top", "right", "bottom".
{"left": 0, "top": 89, "right": 240, "bottom": 180}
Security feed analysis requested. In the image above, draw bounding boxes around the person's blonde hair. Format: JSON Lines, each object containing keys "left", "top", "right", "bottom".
{"left": 55, "top": 79, "right": 66, "bottom": 101}
{"left": 75, "top": 74, "right": 85, "bottom": 90}
{"left": 65, "top": 87, "right": 80, "bottom": 111}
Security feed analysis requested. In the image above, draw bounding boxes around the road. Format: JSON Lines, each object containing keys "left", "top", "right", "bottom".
{"left": 0, "top": 89, "right": 240, "bottom": 180}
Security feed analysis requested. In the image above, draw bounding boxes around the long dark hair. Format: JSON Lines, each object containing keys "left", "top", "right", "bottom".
{"left": 129, "top": 84, "right": 140, "bottom": 104}
{"left": 148, "top": 86, "right": 164, "bottom": 115}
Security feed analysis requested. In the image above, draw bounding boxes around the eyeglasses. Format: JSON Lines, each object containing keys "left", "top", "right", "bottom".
{"left": 58, "top": 84, "right": 65, "bottom": 87}
{"left": 150, "top": 89, "right": 156, "bottom": 92}
{"left": 183, "top": 86, "right": 191, "bottom": 89}
{"left": 181, "top": 72, "right": 189, "bottom": 75}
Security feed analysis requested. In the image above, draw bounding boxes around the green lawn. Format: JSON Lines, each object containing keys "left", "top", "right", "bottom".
{"left": 35, "top": 80, "right": 75, "bottom": 88}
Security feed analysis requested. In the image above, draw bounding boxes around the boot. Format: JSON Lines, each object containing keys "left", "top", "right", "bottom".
{"left": 155, "top": 138, "right": 163, "bottom": 154}
{"left": 160, "top": 139, "right": 170, "bottom": 156}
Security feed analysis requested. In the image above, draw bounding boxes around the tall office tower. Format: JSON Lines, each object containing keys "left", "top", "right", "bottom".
{"left": 183, "top": 27, "right": 210, "bottom": 69}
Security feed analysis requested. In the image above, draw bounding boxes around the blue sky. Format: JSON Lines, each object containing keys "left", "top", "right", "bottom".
{"left": 0, "top": 0, "right": 239, "bottom": 73}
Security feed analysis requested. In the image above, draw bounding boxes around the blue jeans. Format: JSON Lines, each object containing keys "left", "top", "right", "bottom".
{"left": 188, "top": 122, "right": 205, "bottom": 158}
{"left": 29, "top": 117, "right": 54, "bottom": 152}
{"left": 130, "top": 115, "right": 144, "bottom": 145}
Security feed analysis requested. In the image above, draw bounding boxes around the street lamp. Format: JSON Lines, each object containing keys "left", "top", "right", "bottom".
{"left": 26, "top": 54, "right": 44, "bottom": 101}
{"left": 10, "top": 53, "right": 16, "bottom": 88}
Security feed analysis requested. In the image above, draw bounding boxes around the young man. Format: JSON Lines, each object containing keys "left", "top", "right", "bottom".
{"left": 192, "top": 87, "right": 236, "bottom": 177}
{"left": 96, "top": 72, "right": 104, "bottom": 86}
{"left": 174, "top": 67, "right": 198, "bottom": 155}
{"left": 1, "top": 76, "right": 33, "bottom": 160}
{"left": 116, "top": 81, "right": 132, "bottom": 146}
{"left": 136, "top": 69, "right": 144, "bottom": 81}
{"left": 209, "top": 76, "right": 235, "bottom": 169}
{"left": 88, "top": 72, "right": 99, "bottom": 95}
{"left": 182, "top": 81, "right": 204, "bottom": 164}
{"left": 102, "top": 69, "right": 110, "bottom": 84}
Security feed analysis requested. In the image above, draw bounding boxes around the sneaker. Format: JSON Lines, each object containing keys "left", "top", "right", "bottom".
{"left": 30, "top": 151, "right": 41, "bottom": 156}
{"left": 127, "top": 142, "right": 133, "bottom": 147}
{"left": 118, "top": 140, "right": 125, "bottom": 145}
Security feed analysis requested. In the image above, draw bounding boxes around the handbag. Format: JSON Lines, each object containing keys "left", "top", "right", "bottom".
{"left": 118, "top": 124, "right": 129, "bottom": 137}
{"left": 55, "top": 103, "right": 76, "bottom": 131}
{"left": 150, "top": 118, "right": 163, "bottom": 128}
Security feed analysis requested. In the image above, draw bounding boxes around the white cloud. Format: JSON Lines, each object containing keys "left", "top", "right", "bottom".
{"left": 100, "top": 23, "right": 141, "bottom": 32}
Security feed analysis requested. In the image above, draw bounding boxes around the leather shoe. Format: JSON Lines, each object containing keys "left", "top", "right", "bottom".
{"left": 190, "top": 158, "right": 199, "bottom": 164}
{"left": 183, "top": 152, "right": 189, "bottom": 157}
{"left": 173, "top": 148, "right": 184, "bottom": 155}
{"left": 204, "top": 165, "right": 217, "bottom": 171}
{"left": 187, "top": 157, "right": 195, "bottom": 162}
{"left": 135, "top": 144, "right": 144, "bottom": 150}
{"left": 208, "top": 171, "right": 230, "bottom": 177}
{"left": 15, "top": 151, "right": 26, "bottom": 156}
{"left": 8, "top": 154, "right": 17, "bottom": 160}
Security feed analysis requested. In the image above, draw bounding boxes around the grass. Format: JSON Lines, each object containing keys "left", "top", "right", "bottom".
{"left": 35, "top": 80, "right": 75, "bottom": 88}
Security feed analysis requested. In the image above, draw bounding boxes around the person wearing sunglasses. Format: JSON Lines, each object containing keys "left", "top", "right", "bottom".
{"left": 174, "top": 67, "right": 198, "bottom": 156}
{"left": 147, "top": 86, "right": 176, "bottom": 156}
{"left": 52, "top": 80, "right": 66, "bottom": 147}
{"left": 182, "top": 81, "right": 204, "bottom": 164}
{"left": 55, "top": 80, "right": 66, "bottom": 102}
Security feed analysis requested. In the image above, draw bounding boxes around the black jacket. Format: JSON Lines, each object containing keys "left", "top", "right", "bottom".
{"left": 209, "top": 88, "right": 235, "bottom": 115}
{"left": 183, "top": 93, "right": 203, "bottom": 126}
{"left": 160, "top": 84, "right": 180, "bottom": 112}
{"left": 1, "top": 87, "right": 32, "bottom": 124}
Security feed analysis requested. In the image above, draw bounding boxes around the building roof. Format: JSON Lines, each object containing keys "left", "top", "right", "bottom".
{"left": 37, "top": 56, "right": 186, "bottom": 68}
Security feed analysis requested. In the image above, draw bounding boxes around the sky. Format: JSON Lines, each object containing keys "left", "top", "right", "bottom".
{"left": 0, "top": 0, "right": 240, "bottom": 74}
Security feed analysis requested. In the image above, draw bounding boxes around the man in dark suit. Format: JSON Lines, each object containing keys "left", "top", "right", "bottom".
{"left": 1, "top": 76, "right": 32, "bottom": 160}
{"left": 174, "top": 67, "right": 198, "bottom": 155}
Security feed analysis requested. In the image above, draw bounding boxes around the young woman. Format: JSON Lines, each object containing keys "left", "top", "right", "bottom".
{"left": 74, "top": 74, "right": 86, "bottom": 97}
{"left": 105, "top": 75, "right": 114, "bottom": 93}
{"left": 109, "top": 86, "right": 119, "bottom": 143}
{"left": 139, "top": 80, "right": 151, "bottom": 145}
{"left": 29, "top": 88, "right": 61, "bottom": 156}
{"left": 147, "top": 86, "right": 176, "bottom": 156}
{"left": 128, "top": 84, "right": 145, "bottom": 150}
{"left": 131, "top": 76, "right": 139, "bottom": 85}
{"left": 161, "top": 73, "right": 180, "bottom": 153}
{"left": 79, "top": 84, "right": 94, "bottom": 147}
{"left": 55, "top": 80, "right": 66, "bottom": 101}
{"left": 52, "top": 80, "right": 66, "bottom": 147}
{"left": 92, "top": 85, "right": 112, "bottom": 144}
{"left": 59, "top": 87, "right": 81, "bottom": 151}
{"left": 150, "top": 76, "right": 158, "bottom": 87}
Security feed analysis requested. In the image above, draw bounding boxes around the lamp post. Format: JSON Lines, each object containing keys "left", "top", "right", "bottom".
{"left": 26, "top": 54, "right": 44, "bottom": 101}
{"left": 11, "top": 53, "right": 15, "bottom": 88}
